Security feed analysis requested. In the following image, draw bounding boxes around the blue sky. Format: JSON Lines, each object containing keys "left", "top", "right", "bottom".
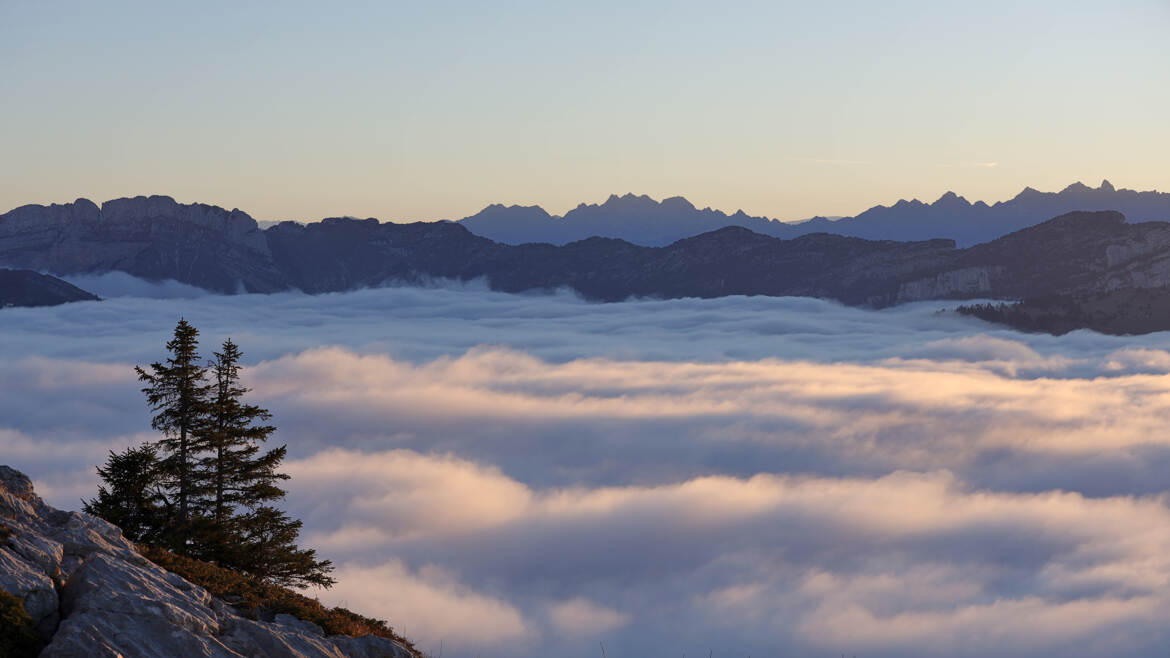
{"left": 2, "top": 0, "right": 1167, "bottom": 222}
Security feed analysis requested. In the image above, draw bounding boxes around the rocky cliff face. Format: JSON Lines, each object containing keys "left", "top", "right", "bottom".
{"left": 0, "top": 465, "right": 414, "bottom": 658}
{"left": 895, "top": 267, "right": 997, "bottom": 303}
{"left": 0, "top": 196, "right": 284, "bottom": 294}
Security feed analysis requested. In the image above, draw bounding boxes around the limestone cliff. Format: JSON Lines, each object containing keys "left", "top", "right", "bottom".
{"left": 895, "top": 266, "right": 997, "bottom": 303}
{"left": 0, "top": 196, "right": 284, "bottom": 294}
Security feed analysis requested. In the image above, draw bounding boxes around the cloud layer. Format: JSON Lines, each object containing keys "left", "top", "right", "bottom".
{"left": 4, "top": 282, "right": 1170, "bottom": 656}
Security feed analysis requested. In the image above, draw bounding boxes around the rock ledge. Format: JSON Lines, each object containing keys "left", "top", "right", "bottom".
{"left": 0, "top": 465, "right": 413, "bottom": 657}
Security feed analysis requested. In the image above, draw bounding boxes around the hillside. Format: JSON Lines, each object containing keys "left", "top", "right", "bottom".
{"left": 957, "top": 287, "right": 1170, "bottom": 335}
{"left": 0, "top": 465, "right": 417, "bottom": 657}
{"left": 0, "top": 269, "right": 99, "bottom": 308}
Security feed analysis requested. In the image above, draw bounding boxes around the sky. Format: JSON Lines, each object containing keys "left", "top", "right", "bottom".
{"left": 7, "top": 279, "right": 1170, "bottom": 656}
{"left": 2, "top": 1, "right": 1168, "bottom": 223}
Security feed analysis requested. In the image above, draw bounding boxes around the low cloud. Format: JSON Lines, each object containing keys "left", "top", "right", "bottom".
{"left": 328, "top": 560, "right": 533, "bottom": 650}
{"left": 293, "top": 448, "right": 1170, "bottom": 657}
{"left": 548, "top": 598, "right": 630, "bottom": 636}
{"left": 4, "top": 281, "right": 1170, "bottom": 656}
{"left": 64, "top": 271, "right": 212, "bottom": 299}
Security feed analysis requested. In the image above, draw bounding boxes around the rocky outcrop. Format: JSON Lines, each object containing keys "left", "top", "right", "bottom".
{"left": 0, "top": 196, "right": 284, "bottom": 294}
{"left": 950, "top": 211, "right": 1169, "bottom": 298}
{"left": 895, "top": 267, "right": 996, "bottom": 303}
{"left": 0, "top": 465, "right": 414, "bottom": 658}
{"left": 0, "top": 269, "right": 99, "bottom": 308}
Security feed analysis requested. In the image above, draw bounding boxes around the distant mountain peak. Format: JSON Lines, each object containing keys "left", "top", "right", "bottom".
{"left": 891, "top": 198, "right": 927, "bottom": 209}
{"left": 934, "top": 191, "right": 971, "bottom": 207}
{"left": 490, "top": 202, "right": 545, "bottom": 212}
{"left": 661, "top": 196, "right": 696, "bottom": 211}
{"left": 603, "top": 193, "right": 656, "bottom": 207}
{"left": 443, "top": 179, "right": 1168, "bottom": 248}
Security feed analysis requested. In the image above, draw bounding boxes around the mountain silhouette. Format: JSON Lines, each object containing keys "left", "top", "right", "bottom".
{"left": 0, "top": 268, "right": 99, "bottom": 307}
{"left": 7, "top": 194, "right": 1170, "bottom": 316}
{"left": 456, "top": 181, "right": 1170, "bottom": 247}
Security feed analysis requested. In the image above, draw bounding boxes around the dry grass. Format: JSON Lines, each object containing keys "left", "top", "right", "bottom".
{"left": 0, "top": 589, "right": 44, "bottom": 658}
{"left": 139, "top": 544, "right": 419, "bottom": 655}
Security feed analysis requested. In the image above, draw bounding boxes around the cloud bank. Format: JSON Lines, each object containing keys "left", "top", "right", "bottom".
{"left": 4, "top": 282, "right": 1170, "bottom": 656}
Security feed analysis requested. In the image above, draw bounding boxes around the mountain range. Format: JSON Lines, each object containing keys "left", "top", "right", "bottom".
{"left": 6, "top": 194, "right": 1170, "bottom": 325}
{"left": 458, "top": 180, "right": 1170, "bottom": 247}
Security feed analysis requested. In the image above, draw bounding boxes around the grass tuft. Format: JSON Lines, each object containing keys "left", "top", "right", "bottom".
{"left": 0, "top": 589, "right": 44, "bottom": 658}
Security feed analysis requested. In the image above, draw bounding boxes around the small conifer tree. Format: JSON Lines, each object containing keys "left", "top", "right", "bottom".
{"left": 237, "top": 505, "right": 336, "bottom": 589}
{"left": 82, "top": 444, "right": 168, "bottom": 543}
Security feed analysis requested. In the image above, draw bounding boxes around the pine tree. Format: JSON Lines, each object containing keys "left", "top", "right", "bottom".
{"left": 195, "top": 338, "right": 282, "bottom": 564}
{"left": 82, "top": 445, "right": 169, "bottom": 543}
{"left": 135, "top": 318, "right": 210, "bottom": 550}
{"left": 237, "top": 505, "right": 336, "bottom": 589}
{"left": 195, "top": 337, "right": 335, "bottom": 588}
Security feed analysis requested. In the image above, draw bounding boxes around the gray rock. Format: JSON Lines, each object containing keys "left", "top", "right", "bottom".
{"left": 0, "top": 196, "right": 286, "bottom": 294}
{"left": 896, "top": 266, "right": 995, "bottom": 303}
{"left": 0, "top": 464, "right": 416, "bottom": 658}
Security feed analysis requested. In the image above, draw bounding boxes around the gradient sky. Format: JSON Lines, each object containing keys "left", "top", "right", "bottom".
{"left": 2, "top": 0, "right": 1167, "bottom": 223}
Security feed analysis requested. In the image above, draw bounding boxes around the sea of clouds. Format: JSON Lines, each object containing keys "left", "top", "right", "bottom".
{"left": 5, "top": 279, "right": 1170, "bottom": 657}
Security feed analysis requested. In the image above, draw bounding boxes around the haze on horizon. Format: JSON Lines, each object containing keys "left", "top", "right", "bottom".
{"left": 2, "top": 1, "right": 1167, "bottom": 224}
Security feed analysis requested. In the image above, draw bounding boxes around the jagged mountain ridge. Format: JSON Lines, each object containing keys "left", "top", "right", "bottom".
{"left": 459, "top": 193, "right": 817, "bottom": 246}
{"left": 458, "top": 181, "right": 1170, "bottom": 247}
{"left": 6, "top": 196, "right": 1170, "bottom": 319}
{"left": 1, "top": 194, "right": 960, "bottom": 305}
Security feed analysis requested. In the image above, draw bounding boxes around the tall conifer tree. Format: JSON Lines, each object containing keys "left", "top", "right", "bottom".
{"left": 135, "top": 318, "right": 209, "bottom": 550}
{"left": 195, "top": 337, "right": 334, "bottom": 587}
{"left": 196, "top": 339, "right": 281, "bottom": 563}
